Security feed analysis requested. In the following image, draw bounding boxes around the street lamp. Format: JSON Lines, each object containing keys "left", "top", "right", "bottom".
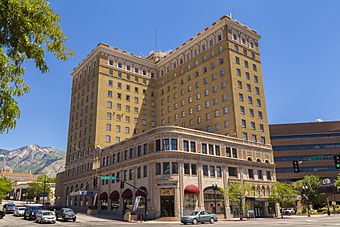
{"left": 212, "top": 184, "right": 218, "bottom": 214}
{"left": 301, "top": 185, "right": 310, "bottom": 217}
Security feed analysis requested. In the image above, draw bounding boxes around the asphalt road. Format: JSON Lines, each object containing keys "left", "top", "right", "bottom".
{"left": 2, "top": 214, "right": 340, "bottom": 227}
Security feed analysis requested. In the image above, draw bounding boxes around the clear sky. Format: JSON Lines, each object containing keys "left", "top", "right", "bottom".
{"left": 1, "top": 0, "right": 339, "bottom": 151}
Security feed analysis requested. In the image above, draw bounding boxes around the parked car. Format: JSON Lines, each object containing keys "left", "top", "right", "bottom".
{"left": 181, "top": 211, "right": 217, "bottom": 225}
{"left": 36, "top": 210, "right": 56, "bottom": 224}
{"left": 14, "top": 206, "right": 26, "bottom": 216}
{"left": 55, "top": 208, "right": 76, "bottom": 222}
{"left": 24, "top": 206, "right": 43, "bottom": 220}
{"left": 0, "top": 210, "right": 5, "bottom": 219}
{"left": 282, "top": 208, "right": 296, "bottom": 215}
{"left": 3, "top": 203, "right": 16, "bottom": 214}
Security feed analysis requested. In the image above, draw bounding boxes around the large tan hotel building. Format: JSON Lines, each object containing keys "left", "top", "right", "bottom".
{"left": 56, "top": 15, "right": 277, "bottom": 220}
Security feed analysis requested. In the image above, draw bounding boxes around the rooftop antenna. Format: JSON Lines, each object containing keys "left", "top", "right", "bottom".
{"left": 229, "top": 12, "right": 232, "bottom": 19}
{"left": 155, "top": 20, "right": 158, "bottom": 52}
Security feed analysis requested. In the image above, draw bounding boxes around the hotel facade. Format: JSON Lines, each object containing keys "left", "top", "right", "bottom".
{"left": 56, "top": 15, "right": 277, "bottom": 219}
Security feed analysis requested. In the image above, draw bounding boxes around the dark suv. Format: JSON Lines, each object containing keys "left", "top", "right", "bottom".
{"left": 24, "top": 206, "right": 42, "bottom": 220}
{"left": 55, "top": 208, "right": 76, "bottom": 222}
{"left": 3, "top": 204, "right": 15, "bottom": 214}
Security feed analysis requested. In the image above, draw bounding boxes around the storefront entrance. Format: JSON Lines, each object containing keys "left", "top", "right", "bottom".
{"left": 254, "top": 202, "right": 263, "bottom": 217}
{"left": 160, "top": 196, "right": 175, "bottom": 217}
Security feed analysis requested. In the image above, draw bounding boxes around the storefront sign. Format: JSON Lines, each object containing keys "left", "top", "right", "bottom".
{"left": 160, "top": 188, "right": 175, "bottom": 196}
{"left": 157, "top": 182, "right": 177, "bottom": 187}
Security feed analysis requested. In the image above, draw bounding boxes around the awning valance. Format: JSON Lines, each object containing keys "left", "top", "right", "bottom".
{"left": 184, "top": 184, "right": 200, "bottom": 195}
{"left": 110, "top": 191, "right": 119, "bottom": 200}
{"left": 122, "top": 189, "right": 133, "bottom": 198}
{"left": 99, "top": 192, "right": 108, "bottom": 200}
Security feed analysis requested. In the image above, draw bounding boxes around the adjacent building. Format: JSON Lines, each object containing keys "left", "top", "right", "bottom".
{"left": 56, "top": 15, "right": 277, "bottom": 219}
{"left": 0, "top": 166, "right": 36, "bottom": 183}
{"left": 270, "top": 121, "right": 340, "bottom": 183}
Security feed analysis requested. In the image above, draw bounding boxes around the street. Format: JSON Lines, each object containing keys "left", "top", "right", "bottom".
{"left": 2, "top": 214, "right": 340, "bottom": 227}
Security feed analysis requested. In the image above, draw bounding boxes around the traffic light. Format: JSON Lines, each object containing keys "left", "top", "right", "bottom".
{"left": 334, "top": 156, "right": 340, "bottom": 169}
{"left": 120, "top": 180, "right": 125, "bottom": 189}
{"left": 292, "top": 160, "right": 300, "bottom": 173}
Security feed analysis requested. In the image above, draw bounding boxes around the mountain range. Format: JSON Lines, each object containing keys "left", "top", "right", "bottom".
{"left": 0, "top": 144, "right": 65, "bottom": 178}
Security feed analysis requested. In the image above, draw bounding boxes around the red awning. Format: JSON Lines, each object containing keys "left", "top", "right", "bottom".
{"left": 135, "top": 187, "right": 147, "bottom": 197}
{"left": 122, "top": 189, "right": 133, "bottom": 198}
{"left": 110, "top": 191, "right": 119, "bottom": 200}
{"left": 99, "top": 192, "right": 108, "bottom": 200}
{"left": 184, "top": 184, "right": 200, "bottom": 195}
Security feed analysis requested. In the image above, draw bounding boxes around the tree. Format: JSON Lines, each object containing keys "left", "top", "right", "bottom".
{"left": 27, "top": 174, "right": 53, "bottom": 201}
{"left": 0, "top": 0, "right": 74, "bottom": 133}
{"left": 295, "top": 175, "right": 324, "bottom": 214}
{"left": 223, "top": 182, "right": 254, "bottom": 220}
{"left": 269, "top": 182, "right": 297, "bottom": 218}
{"left": 0, "top": 177, "right": 12, "bottom": 202}
{"left": 334, "top": 174, "right": 340, "bottom": 189}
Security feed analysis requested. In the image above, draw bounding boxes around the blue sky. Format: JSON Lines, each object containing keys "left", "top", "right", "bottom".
{"left": 1, "top": 0, "right": 340, "bottom": 151}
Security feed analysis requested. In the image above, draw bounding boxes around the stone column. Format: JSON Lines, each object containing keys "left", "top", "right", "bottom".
{"left": 179, "top": 161, "right": 184, "bottom": 217}
{"left": 223, "top": 166, "right": 231, "bottom": 219}
{"left": 197, "top": 163, "right": 204, "bottom": 210}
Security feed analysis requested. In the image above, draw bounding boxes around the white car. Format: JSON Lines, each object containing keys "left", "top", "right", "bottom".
{"left": 35, "top": 210, "right": 56, "bottom": 224}
{"left": 13, "top": 207, "right": 26, "bottom": 216}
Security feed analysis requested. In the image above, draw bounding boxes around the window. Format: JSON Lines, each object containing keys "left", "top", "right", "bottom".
{"left": 190, "top": 164, "right": 197, "bottom": 176}
{"left": 108, "top": 80, "right": 113, "bottom": 86}
{"left": 105, "top": 135, "right": 111, "bottom": 143}
{"left": 202, "top": 143, "right": 207, "bottom": 154}
{"left": 214, "top": 110, "right": 219, "bottom": 118}
{"left": 183, "top": 140, "right": 189, "bottom": 152}
{"left": 190, "top": 141, "right": 196, "bottom": 153}
{"left": 107, "top": 101, "right": 112, "bottom": 109}
{"left": 258, "top": 170, "right": 263, "bottom": 179}
{"left": 163, "top": 162, "right": 170, "bottom": 175}
{"left": 251, "top": 122, "right": 256, "bottom": 130}
{"left": 246, "top": 84, "right": 251, "bottom": 92}
{"left": 143, "top": 166, "right": 148, "bottom": 177}
{"left": 156, "top": 163, "right": 161, "bottom": 175}
{"left": 253, "top": 64, "right": 257, "bottom": 72}
{"left": 203, "top": 165, "right": 209, "bottom": 176}
{"left": 184, "top": 163, "right": 190, "bottom": 175}
{"left": 234, "top": 44, "right": 238, "bottom": 51}
{"left": 245, "top": 72, "right": 250, "bottom": 80}
{"left": 210, "top": 166, "right": 215, "bottom": 177}
{"left": 242, "top": 132, "right": 248, "bottom": 141}
{"left": 248, "top": 169, "right": 254, "bottom": 179}
{"left": 255, "top": 87, "right": 260, "bottom": 95}
{"left": 241, "top": 119, "right": 246, "bottom": 128}
{"left": 171, "top": 139, "right": 178, "bottom": 150}
{"left": 249, "top": 108, "right": 254, "bottom": 117}
{"left": 215, "top": 145, "right": 220, "bottom": 156}
{"left": 172, "top": 162, "right": 178, "bottom": 174}
{"left": 137, "top": 167, "right": 141, "bottom": 179}
{"left": 107, "top": 90, "right": 112, "bottom": 97}
{"left": 226, "top": 147, "right": 231, "bottom": 157}
{"left": 266, "top": 171, "right": 271, "bottom": 180}
{"left": 108, "top": 69, "right": 113, "bottom": 76}
{"left": 258, "top": 111, "right": 263, "bottom": 119}
{"left": 115, "top": 125, "right": 121, "bottom": 132}
{"left": 209, "top": 144, "right": 214, "bottom": 155}
{"left": 256, "top": 99, "right": 261, "bottom": 107}
{"left": 156, "top": 139, "right": 161, "bottom": 151}
{"left": 248, "top": 96, "right": 253, "bottom": 104}
{"left": 228, "top": 167, "right": 238, "bottom": 177}
{"left": 232, "top": 148, "right": 238, "bottom": 158}
{"left": 106, "top": 112, "right": 112, "bottom": 120}
{"left": 240, "top": 106, "right": 245, "bottom": 115}
{"left": 233, "top": 33, "right": 238, "bottom": 41}
{"left": 260, "top": 124, "right": 264, "bottom": 132}
{"left": 254, "top": 75, "right": 259, "bottom": 83}
{"left": 163, "top": 138, "right": 170, "bottom": 150}
{"left": 261, "top": 137, "right": 266, "bottom": 145}
{"left": 244, "top": 60, "right": 249, "bottom": 68}
{"left": 237, "top": 81, "right": 242, "bottom": 89}
{"left": 106, "top": 124, "right": 111, "bottom": 131}
{"left": 223, "top": 107, "right": 228, "bottom": 114}
{"left": 236, "top": 69, "right": 241, "bottom": 77}
{"left": 235, "top": 56, "right": 240, "bottom": 64}
{"left": 252, "top": 135, "right": 257, "bottom": 143}
{"left": 239, "top": 93, "right": 244, "bottom": 101}
{"left": 217, "top": 166, "right": 222, "bottom": 177}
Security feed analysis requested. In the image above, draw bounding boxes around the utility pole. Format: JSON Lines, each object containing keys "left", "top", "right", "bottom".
{"left": 42, "top": 174, "right": 47, "bottom": 207}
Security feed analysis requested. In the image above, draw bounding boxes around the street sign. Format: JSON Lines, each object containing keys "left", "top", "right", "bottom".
{"left": 79, "top": 191, "right": 93, "bottom": 196}
{"left": 40, "top": 193, "right": 48, "bottom": 197}
{"left": 100, "top": 176, "right": 117, "bottom": 180}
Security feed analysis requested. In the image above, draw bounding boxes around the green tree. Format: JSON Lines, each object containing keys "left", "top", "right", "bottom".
{"left": 334, "top": 174, "right": 340, "bottom": 189}
{"left": 27, "top": 174, "right": 53, "bottom": 200}
{"left": 0, "top": 0, "right": 74, "bottom": 133}
{"left": 269, "top": 182, "right": 297, "bottom": 218}
{"left": 223, "top": 182, "right": 254, "bottom": 220}
{"left": 295, "top": 175, "right": 324, "bottom": 214}
{"left": 0, "top": 177, "right": 12, "bottom": 202}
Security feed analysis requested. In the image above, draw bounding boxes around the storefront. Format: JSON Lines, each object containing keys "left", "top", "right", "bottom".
{"left": 160, "top": 188, "right": 175, "bottom": 217}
